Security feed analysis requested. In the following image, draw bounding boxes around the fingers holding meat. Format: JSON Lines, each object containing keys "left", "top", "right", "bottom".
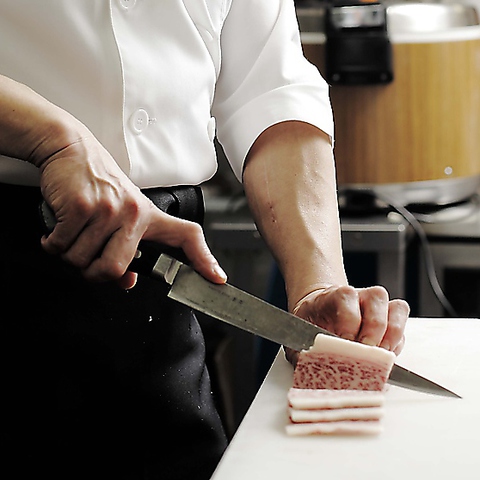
{"left": 381, "top": 298, "right": 409, "bottom": 355}
{"left": 291, "top": 285, "right": 409, "bottom": 356}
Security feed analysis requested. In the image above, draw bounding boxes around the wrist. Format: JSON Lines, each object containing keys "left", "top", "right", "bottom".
{"left": 0, "top": 74, "right": 89, "bottom": 169}
{"left": 27, "top": 109, "right": 90, "bottom": 171}
{"left": 284, "top": 268, "right": 348, "bottom": 313}
{"left": 290, "top": 285, "right": 339, "bottom": 315}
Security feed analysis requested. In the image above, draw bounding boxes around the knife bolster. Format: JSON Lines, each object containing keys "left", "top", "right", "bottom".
{"left": 151, "top": 254, "right": 182, "bottom": 285}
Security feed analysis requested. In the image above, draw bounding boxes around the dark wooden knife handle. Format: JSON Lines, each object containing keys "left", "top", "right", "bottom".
{"left": 39, "top": 200, "right": 186, "bottom": 277}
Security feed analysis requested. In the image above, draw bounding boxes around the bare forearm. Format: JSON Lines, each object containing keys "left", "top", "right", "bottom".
{"left": 243, "top": 121, "right": 348, "bottom": 310}
{"left": 0, "top": 74, "right": 87, "bottom": 168}
{"left": 0, "top": 75, "right": 226, "bottom": 286}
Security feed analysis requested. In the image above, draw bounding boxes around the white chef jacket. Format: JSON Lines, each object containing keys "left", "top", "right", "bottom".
{"left": 0, "top": 0, "right": 333, "bottom": 188}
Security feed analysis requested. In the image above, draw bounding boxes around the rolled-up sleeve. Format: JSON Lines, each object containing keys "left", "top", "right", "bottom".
{"left": 212, "top": 0, "right": 334, "bottom": 181}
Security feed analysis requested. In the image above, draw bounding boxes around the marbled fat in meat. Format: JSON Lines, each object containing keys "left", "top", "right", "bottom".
{"left": 286, "top": 335, "right": 396, "bottom": 436}
{"left": 293, "top": 334, "right": 396, "bottom": 391}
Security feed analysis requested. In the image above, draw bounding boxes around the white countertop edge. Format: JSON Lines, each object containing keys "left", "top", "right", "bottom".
{"left": 211, "top": 317, "right": 480, "bottom": 480}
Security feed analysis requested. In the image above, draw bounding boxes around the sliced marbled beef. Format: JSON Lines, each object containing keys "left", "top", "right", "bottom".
{"left": 286, "top": 420, "right": 383, "bottom": 436}
{"left": 288, "top": 388, "right": 385, "bottom": 410}
{"left": 292, "top": 334, "right": 396, "bottom": 391}
{"left": 289, "top": 406, "right": 384, "bottom": 423}
{"left": 286, "top": 335, "right": 396, "bottom": 436}
{"left": 286, "top": 387, "right": 385, "bottom": 435}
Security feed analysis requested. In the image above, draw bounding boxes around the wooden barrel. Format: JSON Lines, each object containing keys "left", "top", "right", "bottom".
{"left": 302, "top": 26, "right": 480, "bottom": 204}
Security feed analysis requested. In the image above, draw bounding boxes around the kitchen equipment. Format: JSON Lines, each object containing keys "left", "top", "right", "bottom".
{"left": 324, "top": 2, "right": 394, "bottom": 84}
{"left": 299, "top": 1, "right": 480, "bottom": 205}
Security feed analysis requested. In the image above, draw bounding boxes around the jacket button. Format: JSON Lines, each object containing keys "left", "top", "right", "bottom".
{"left": 207, "top": 117, "right": 216, "bottom": 142}
{"left": 130, "top": 109, "right": 149, "bottom": 134}
{"left": 118, "top": 0, "right": 137, "bottom": 11}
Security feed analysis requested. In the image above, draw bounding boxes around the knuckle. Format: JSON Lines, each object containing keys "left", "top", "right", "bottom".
{"left": 68, "top": 196, "right": 96, "bottom": 220}
{"left": 63, "top": 251, "right": 90, "bottom": 270}
{"left": 43, "top": 235, "right": 68, "bottom": 254}
{"left": 84, "top": 260, "right": 125, "bottom": 283}
{"left": 122, "top": 197, "right": 142, "bottom": 222}
{"left": 387, "top": 320, "right": 404, "bottom": 336}
{"left": 179, "top": 221, "right": 204, "bottom": 246}
{"left": 184, "top": 220, "right": 203, "bottom": 236}
{"left": 95, "top": 198, "right": 120, "bottom": 222}
{"left": 367, "top": 285, "right": 390, "bottom": 303}
{"left": 335, "top": 285, "right": 359, "bottom": 303}
{"left": 368, "top": 315, "right": 386, "bottom": 329}
{"left": 107, "top": 261, "right": 127, "bottom": 280}
{"left": 42, "top": 227, "right": 74, "bottom": 255}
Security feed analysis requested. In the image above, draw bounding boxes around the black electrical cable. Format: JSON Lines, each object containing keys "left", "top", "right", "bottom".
{"left": 342, "top": 189, "right": 459, "bottom": 318}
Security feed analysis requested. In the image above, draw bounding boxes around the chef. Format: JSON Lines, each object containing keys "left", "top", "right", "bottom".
{"left": 0, "top": 1, "right": 409, "bottom": 479}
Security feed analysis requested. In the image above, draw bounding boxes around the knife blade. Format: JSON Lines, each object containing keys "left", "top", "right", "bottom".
{"left": 39, "top": 201, "right": 461, "bottom": 399}
{"left": 135, "top": 251, "right": 461, "bottom": 399}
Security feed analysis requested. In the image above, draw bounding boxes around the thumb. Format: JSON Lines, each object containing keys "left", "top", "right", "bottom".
{"left": 179, "top": 223, "right": 227, "bottom": 284}
{"left": 144, "top": 210, "right": 227, "bottom": 284}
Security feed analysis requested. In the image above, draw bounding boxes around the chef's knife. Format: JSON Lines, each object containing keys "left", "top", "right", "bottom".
{"left": 40, "top": 202, "right": 461, "bottom": 399}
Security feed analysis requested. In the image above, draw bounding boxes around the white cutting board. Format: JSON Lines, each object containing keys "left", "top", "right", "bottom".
{"left": 211, "top": 318, "right": 480, "bottom": 480}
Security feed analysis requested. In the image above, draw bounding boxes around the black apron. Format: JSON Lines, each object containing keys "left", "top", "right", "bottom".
{"left": 0, "top": 184, "right": 227, "bottom": 480}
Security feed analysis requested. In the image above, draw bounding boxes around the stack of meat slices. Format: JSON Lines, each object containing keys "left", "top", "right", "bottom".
{"left": 286, "top": 334, "right": 396, "bottom": 436}
{"left": 286, "top": 388, "right": 386, "bottom": 435}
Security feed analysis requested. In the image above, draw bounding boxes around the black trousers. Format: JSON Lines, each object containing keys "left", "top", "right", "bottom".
{"left": 1, "top": 184, "right": 227, "bottom": 479}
